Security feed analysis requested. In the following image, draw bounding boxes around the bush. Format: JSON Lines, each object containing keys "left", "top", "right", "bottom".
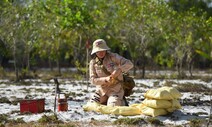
{"left": 38, "top": 114, "right": 63, "bottom": 124}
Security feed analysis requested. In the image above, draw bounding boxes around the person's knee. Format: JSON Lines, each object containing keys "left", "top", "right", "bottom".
{"left": 107, "top": 95, "right": 122, "bottom": 106}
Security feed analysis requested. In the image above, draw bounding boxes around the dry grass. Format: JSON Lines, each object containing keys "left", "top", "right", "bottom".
{"left": 0, "top": 113, "right": 179, "bottom": 127}
{"left": 176, "top": 83, "right": 210, "bottom": 93}
{"left": 1, "top": 68, "right": 212, "bottom": 81}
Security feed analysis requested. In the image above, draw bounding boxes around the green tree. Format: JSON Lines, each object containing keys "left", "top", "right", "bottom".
{"left": 164, "top": 5, "right": 211, "bottom": 77}
{"left": 112, "top": 0, "right": 172, "bottom": 78}
{"left": 0, "top": 1, "right": 30, "bottom": 81}
{"left": 168, "top": 0, "right": 212, "bottom": 18}
{"left": 29, "top": 0, "right": 95, "bottom": 75}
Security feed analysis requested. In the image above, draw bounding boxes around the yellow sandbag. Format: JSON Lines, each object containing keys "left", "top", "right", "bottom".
{"left": 140, "top": 104, "right": 168, "bottom": 117}
{"left": 83, "top": 102, "right": 141, "bottom": 116}
{"left": 142, "top": 98, "right": 172, "bottom": 109}
{"left": 172, "top": 99, "right": 181, "bottom": 109}
{"left": 144, "top": 88, "right": 173, "bottom": 100}
{"left": 166, "top": 99, "right": 181, "bottom": 112}
{"left": 129, "top": 103, "right": 143, "bottom": 112}
{"left": 159, "top": 86, "right": 182, "bottom": 99}
{"left": 118, "top": 106, "right": 141, "bottom": 116}
{"left": 167, "top": 107, "right": 178, "bottom": 112}
{"left": 83, "top": 102, "right": 102, "bottom": 112}
{"left": 99, "top": 105, "right": 119, "bottom": 114}
{"left": 99, "top": 105, "right": 141, "bottom": 116}
{"left": 130, "top": 103, "right": 142, "bottom": 109}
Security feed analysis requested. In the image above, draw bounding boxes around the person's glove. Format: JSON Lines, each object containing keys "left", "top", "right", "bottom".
{"left": 111, "top": 68, "right": 122, "bottom": 79}
{"left": 103, "top": 76, "right": 118, "bottom": 86}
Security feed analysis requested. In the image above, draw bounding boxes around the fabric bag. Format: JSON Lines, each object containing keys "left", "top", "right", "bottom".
{"left": 123, "top": 74, "right": 135, "bottom": 96}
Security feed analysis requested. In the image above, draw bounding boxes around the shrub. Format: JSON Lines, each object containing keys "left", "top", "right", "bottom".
{"left": 38, "top": 114, "right": 63, "bottom": 124}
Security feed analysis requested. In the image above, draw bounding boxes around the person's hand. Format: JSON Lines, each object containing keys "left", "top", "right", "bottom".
{"left": 104, "top": 76, "right": 112, "bottom": 83}
{"left": 111, "top": 68, "right": 122, "bottom": 79}
{"left": 103, "top": 72, "right": 120, "bottom": 87}
{"left": 101, "top": 76, "right": 112, "bottom": 87}
{"left": 102, "top": 76, "right": 118, "bottom": 87}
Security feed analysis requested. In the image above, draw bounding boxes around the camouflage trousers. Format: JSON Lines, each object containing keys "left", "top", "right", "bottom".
{"left": 90, "top": 88, "right": 124, "bottom": 106}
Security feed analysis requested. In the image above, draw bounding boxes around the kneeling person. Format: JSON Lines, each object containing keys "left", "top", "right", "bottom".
{"left": 89, "top": 39, "right": 133, "bottom": 106}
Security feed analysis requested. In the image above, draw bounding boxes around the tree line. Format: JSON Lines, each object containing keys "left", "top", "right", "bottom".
{"left": 0, "top": 0, "right": 211, "bottom": 81}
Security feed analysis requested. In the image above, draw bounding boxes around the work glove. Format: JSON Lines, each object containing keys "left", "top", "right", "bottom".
{"left": 102, "top": 76, "right": 118, "bottom": 87}
{"left": 111, "top": 68, "right": 122, "bottom": 79}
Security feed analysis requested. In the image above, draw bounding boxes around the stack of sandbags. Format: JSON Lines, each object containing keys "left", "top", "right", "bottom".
{"left": 140, "top": 86, "right": 182, "bottom": 117}
{"left": 83, "top": 86, "right": 182, "bottom": 117}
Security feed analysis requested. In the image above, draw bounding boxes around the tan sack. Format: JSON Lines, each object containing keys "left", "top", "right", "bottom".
{"left": 166, "top": 99, "right": 182, "bottom": 112}
{"left": 83, "top": 102, "right": 102, "bottom": 112}
{"left": 144, "top": 88, "right": 173, "bottom": 100}
{"left": 130, "top": 103, "right": 142, "bottom": 111}
{"left": 83, "top": 102, "right": 141, "bottom": 116}
{"left": 167, "top": 107, "right": 178, "bottom": 113}
{"left": 99, "top": 105, "right": 141, "bottom": 116}
{"left": 142, "top": 98, "right": 172, "bottom": 109}
{"left": 171, "top": 99, "right": 181, "bottom": 109}
{"left": 159, "top": 86, "right": 182, "bottom": 99}
{"left": 140, "top": 104, "right": 168, "bottom": 117}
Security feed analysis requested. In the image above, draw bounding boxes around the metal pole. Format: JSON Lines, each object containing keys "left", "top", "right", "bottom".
{"left": 54, "top": 78, "right": 60, "bottom": 112}
{"left": 86, "top": 48, "right": 89, "bottom": 90}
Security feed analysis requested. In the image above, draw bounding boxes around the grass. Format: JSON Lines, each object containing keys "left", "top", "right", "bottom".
{"left": 0, "top": 114, "right": 9, "bottom": 123}
{"left": 0, "top": 114, "right": 163, "bottom": 127}
{"left": 146, "top": 117, "right": 164, "bottom": 126}
{"left": 1, "top": 68, "right": 212, "bottom": 81}
{"left": 0, "top": 115, "right": 210, "bottom": 127}
{"left": 189, "top": 118, "right": 206, "bottom": 127}
{"left": 0, "top": 114, "right": 25, "bottom": 126}
{"left": 35, "top": 88, "right": 50, "bottom": 93}
{"left": 113, "top": 117, "right": 146, "bottom": 125}
{"left": 38, "top": 114, "right": 63, "bottom": 124}
{"left": 176, "top": 83, "right": 210, "bottom": 92}
{"left": 0, "top": 97, "right": 11, "bottom": 104}
{"left": 4, "top": 123, "right": 76, "bottom": 127}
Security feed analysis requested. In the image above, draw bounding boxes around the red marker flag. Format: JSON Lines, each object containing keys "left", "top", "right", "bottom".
{"left": 86, "top": 40, "right": 90, "bottom": 49}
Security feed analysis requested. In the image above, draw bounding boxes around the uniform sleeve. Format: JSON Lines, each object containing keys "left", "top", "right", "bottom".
{"left": 89, "top": 59, "right": 107, "bottom": 85}
{"left": 111, "top": 53, "right": 133, "bottom": 73}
